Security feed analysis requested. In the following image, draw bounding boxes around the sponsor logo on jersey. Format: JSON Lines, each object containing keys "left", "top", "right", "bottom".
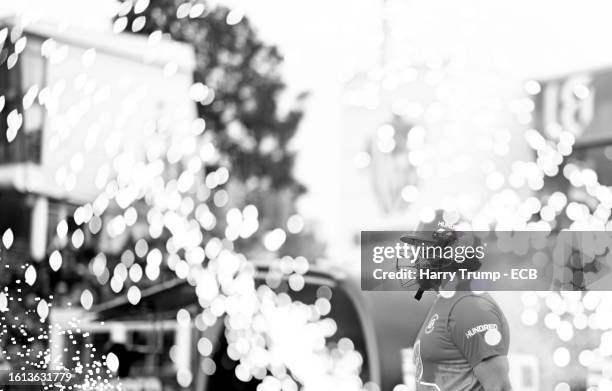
{"left": 425, "top": 314, "right": 438, "bottom": 334}
{"left": 465, "top": 323, "right": 498, "bottom": 339}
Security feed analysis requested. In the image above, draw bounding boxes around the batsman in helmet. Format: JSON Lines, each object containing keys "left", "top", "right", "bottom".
{"left": 401, "top": 210, "right": 513, "bottom": 391}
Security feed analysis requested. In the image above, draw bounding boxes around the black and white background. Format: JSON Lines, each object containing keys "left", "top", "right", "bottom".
{"left": 1, "top": 0, "right": 612, "bottom": 390}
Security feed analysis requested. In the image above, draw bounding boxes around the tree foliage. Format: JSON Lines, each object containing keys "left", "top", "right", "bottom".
{"left": 121, "top": 0, "right": 306, "bottom": 193}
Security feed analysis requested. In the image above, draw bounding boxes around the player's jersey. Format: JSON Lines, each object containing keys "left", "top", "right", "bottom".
{"left": 413, "top": 292, "right": 510, "bottom": 391}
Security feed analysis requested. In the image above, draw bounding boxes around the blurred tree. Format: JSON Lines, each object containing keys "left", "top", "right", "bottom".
{"left": 121, "top": 0, "right": 306, "bottom": 193}
{"left": 47, "top": 1, "right": 325, "bottom": 306}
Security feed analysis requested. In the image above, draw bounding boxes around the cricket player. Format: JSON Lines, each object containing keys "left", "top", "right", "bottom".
{"left": 401, "top": 211, "right": 512, "bottom": 391}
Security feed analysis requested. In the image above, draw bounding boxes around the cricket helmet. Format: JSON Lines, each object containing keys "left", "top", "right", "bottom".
{"left": 398, "top": 209, "right": 481, "bottom": 300}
